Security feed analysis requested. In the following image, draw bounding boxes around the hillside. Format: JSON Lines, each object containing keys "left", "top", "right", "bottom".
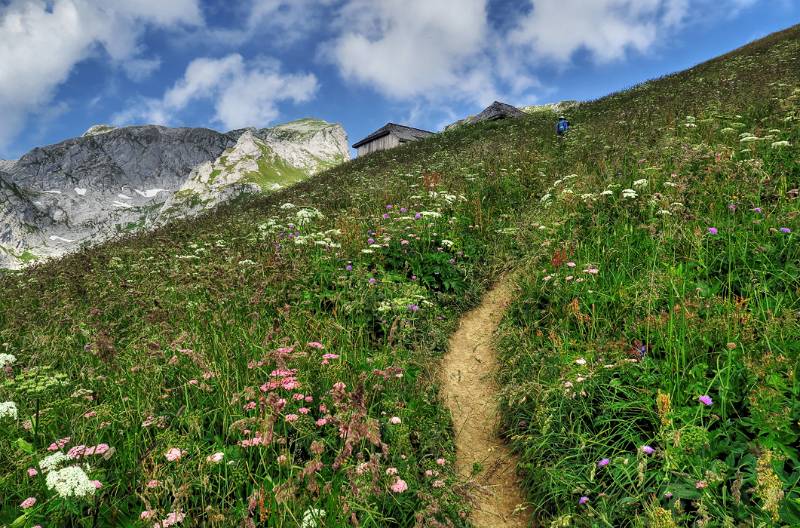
{"left": 1, "top": 24, "right": 798, "bottom": 528}
{"left": 0, "top": 118, "right": 349, "bottom": 269}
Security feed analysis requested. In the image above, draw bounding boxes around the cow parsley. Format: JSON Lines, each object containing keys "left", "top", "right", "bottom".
{"left": 621, "top": 189, "right": 638, "bottom": 199}
{"left": 46, "top": 465, "right": 96, "bottom": 498}
{"left": 39, "top": 452, "right": 72, "bottom": 473}
{"left": 0, "top": 353, "right": 16, "bottom": 368}
{"left": 0, "top": 401, "right": 17, "bottom": 419}
{"left": 301, "top": 508, "right": 326, "bottom": 528}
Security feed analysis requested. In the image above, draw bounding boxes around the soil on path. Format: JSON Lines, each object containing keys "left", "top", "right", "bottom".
{"left": 442, "top": 280, "right": 530, "bottom": 527}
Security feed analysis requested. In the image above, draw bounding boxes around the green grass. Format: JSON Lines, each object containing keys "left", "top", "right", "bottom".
{"left": 0, "top": 24, "right": 799, "bottom": 528}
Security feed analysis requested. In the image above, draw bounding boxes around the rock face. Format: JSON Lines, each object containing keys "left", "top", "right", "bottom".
{"left": 0, "top": 118, "right": 349, "bottom": 269}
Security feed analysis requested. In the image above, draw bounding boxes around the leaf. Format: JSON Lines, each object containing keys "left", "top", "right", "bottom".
{"left": 15, "top": 437, "right": 34, "bottom": 454}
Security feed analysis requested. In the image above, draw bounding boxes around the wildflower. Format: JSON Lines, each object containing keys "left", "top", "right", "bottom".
{"left": 45, "top": 466, "right": 96, "bottom": 498}
{"left": 20, "top": 497, "right": 37, "bottom": 508}
{"left": 92, "top": 480, "right": 102, "bottom": 489}
{"left": 285, "top": 414, "right": 299, "bottom": 422}
{"left": 141, "top": 511, "right": 156, "bottom": 520}
{"left": 414, "top": 213, "right": 422, "bottom": 219}
{"left": 0, "top": 353, "right": 16, "bottom": 368}
{"left": 165, "top": 448, "right": 184, "bottom": 462}
{"left": 389, "top": 416, "right": 402, "bottom": 425}
{"left": 432, "top": 479, "right": 445, "bottom": 488}
{"left": 436, "top": 458, "right": 446, "bottom": 466}
{"left": 386, "top": 204, "right": 393, "bottom": 209}
{"left": 146, "top": 479, "right": 160, "bottom": 488}
{"left": 633, "top": 178, "right": 648, "bottom": 188}
{"left": 575, "top": 358, "right": 587, "bottom": 365}
{"left": 584, "top": 266, "right": 599, "bottom": 274}
{"left": 382, "top": 213, "right": 390, "bottom": 219}
{"left": 243, "top": 401, "right": 256, "bottom": 411}
{"left": 321, "top": 353, "right": 339, "bottom": 365}
{"left": 0, "top": 401, "right": 17, "bottom": 419}
{"left": 752, "top": 207, "right": 762, "bottom": 213}
{"left": 755, "top": 449, "right": 784, "bottom": 521}
{"left": 368, "top": 278, "right": 377, "bottom": 285}
{"left": 622, "top": 189, "right": 637, "bottom": 199}
{"left": 157, "top": 511, "right": 186, "bottom": 527}
{"left": 345, "top": 264, "right": 353, "bottom": 271}
{"left": 301, "top": 508, "right": 326, "bottom": 528}
{"left": 299, "top": 407, "right": 310, "bottom": 414}
{"left": 48, "top": 436, "right": 71, "bottom": 451}
{"left": 579, "top": 496, "right": 590, "bottom": 505}
{"left": 698, "top": 395, "right": 713, "bottom": 406}
{"left": 390, "top": 478, "right": 408, "bottom": 493}
{"left": 707, "top": 227, "right": 718, "bottom": 235}
{"left": 407, "top": 304, "right": 419, "bottom": 312}
{"left": 780, "top": 227, "right": 791, "bottom": 233}
{"left": 598, "top": 458, "right": 610, "bottom": 468}
{"left": 28, "top": 467, "right": 38, "bottom": 477}
{"left": 307, "top": 341, "right": 324, "bottom": 349}
{"left": 566, "top": 261, "right": 576, "bottom": 268}
{"left": 83, "top": 411, "right": 97, "bottom": 418}
{"left": 386, "top": 467, "right": 399, "bottom": 475}
{"left": 695, "top": 480, "right": 707, "bottom": 489}
{"left": 641, "top": 445, "right": 655, "bottom": 455}
{"left": 315, "top": 418, "right": 327, "bottom": 427}
{"left": 599, "top": 190, "right": 613, "bottom": 196}
{"left": 39, "top": 452, "right": 71, "bottom": 473}
{"left": 664, "top": 492, "right": 673, "bottom": 499}
{"left": 771, "top": 140, "right": 791, "bottom": 148}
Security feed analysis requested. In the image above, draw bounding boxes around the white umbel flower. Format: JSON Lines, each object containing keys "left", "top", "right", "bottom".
{"left": 621, "top": 189, "right": 638, "bottom": 199}
{"left": 301, "top": 508, "right": 326, "bottom": 528}
{"left": 39, "top": 452, "right": 72, "bottom": 473}
{"left": 0, "top": 353, "right": 16, "bottom": 368}
{"left": 46, "top": 466, "right": 96, "bottom": 498}
{"left": 633, "top": 179, "right": 648, "bottom": 188}
{"left": 0, "top": 401, "right": 17, "bottom": 419}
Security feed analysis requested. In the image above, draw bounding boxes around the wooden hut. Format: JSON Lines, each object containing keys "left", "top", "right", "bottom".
{"left": 352, "top": 123, "right": 434, "bottom": 157}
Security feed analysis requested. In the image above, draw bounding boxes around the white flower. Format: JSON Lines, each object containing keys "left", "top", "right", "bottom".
{"left": 664, "top": 181, "right": 678, "bottom": 187}
{"left": 720, "top": 127, "right": 736, "bottom": 134}
{"left": 39, "top": 452, "right": 72, "bottom": 473}
{"left": 621, "top": 189, "right": 638, "bottom": 199}
{"left": 599, "top": 190, "right": 613, "bottom": 197}
{"left": 581, "top": 193, "right": 595, "bottom": 201}
{"left": 0, "top": 353, "right": 16, "bottom": 368}
{"left": 575, "top": 358, "right": 587, "bottom": 365}
{"left": 771, "top": 140, "right": 791, "bottom": 148}
{"left": 301, "top": 508, "right": 327, "bottom": 528}
{"left": 0, "top": 401, "right": 17, "bottom": 420}
{"left": 420, "top": 211, "right": 441, "bottom": 218}
{"left": 206, "top": 452, "right": 224, "bottom": 463}
{"left": 295, "top": 208, "right": 324, "bottom": 226}
{"left": 633, "top": 179, "right": 648, "bottom": 188}
{"left": 280, "top": 203, "right": 295, "bottom": 209}
{"left": 740, "top": 136, "right": 760, "bottom": 143}
{"left": 657, "top": 210, "right": 672, "bottom": 216}
{"left": 441, "top": 240, "right": 454, "bottom": 248}
{"left": 45, "top": 465, "right": 96, "bottom": 498}
{"left": 540, "top": 193, "right": 553, "bottom": 203}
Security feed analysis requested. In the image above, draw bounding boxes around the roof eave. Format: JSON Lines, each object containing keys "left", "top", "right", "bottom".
{"left": 352, "top": 130, "right": 391, "bottom": 148}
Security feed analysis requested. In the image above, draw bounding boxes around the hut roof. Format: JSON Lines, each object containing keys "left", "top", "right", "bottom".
{"left": 352, "top": 123, "right": 434, "bottom": 148}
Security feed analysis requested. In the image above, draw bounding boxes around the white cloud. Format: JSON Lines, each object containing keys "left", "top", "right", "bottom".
{"left": 0, "top": 0, "right": 202, "bottom": 148}
{"left": 113, "top": 54, "right": 318, "bottom": 130}
{"left": 326, "top": 0, "right": 502, "bottom": 105}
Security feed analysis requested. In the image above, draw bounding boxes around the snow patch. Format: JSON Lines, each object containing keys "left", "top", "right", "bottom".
{"left": 112, "top": 201, "right": 133, "bottom": 208}
{"left": 49, "top": 235, "right": 75, "bottom": 243}
{"left": 135, "top": 189, "right": 168, "bottom": 198}
{"left": 43, "top": 190, "right": 62, "bottom": 194}
{"left": 74, "top": 188, "right": 87, "bottom": 196}
{"left": 117, "top": 194, "right": 133, "bottom": 200}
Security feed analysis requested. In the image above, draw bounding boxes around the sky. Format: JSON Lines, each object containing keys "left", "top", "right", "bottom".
{"left": 0, "top": 0, "right": 797, "bottom": 159}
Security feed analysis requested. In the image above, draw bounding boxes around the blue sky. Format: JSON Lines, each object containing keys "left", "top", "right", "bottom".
{"left": 0, "top": 0, "right": 797, "bottom": 159}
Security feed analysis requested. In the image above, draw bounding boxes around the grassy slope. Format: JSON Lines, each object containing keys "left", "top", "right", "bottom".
{"left": 0, "top": 24, "right": 798, "bottom": 527}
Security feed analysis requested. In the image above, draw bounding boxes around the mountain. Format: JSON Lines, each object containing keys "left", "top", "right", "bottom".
{"left": 0, "top": 118, "right": 348, "bottom": 268}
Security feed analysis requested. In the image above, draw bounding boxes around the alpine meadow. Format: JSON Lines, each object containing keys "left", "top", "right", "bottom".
{"left": 1, "top": 22, "right": 799, "bottom": 528}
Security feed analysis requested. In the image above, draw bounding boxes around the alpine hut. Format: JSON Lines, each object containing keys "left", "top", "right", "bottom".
{"left": 352, "top": 123, "right": 434, "bottom": 157}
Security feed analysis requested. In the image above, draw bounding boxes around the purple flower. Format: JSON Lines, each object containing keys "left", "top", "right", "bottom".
{"left": 707, "top": 227, "right": 718, "bottom": 235}
{"left": 597, "top": 458, "right": 610, "bottom": 468}
{"left": 368, "top": 278, "right": 377, "bottom": 285}
{"left": 752, "top": 207, "right": 762, "bottom": 213}
{"left": 641, "top": 445, "right": 655, "bottom": 455}
{"left": 408, "top": 304, "right": 419, "bottom": 312}
{"left": 400, "top": 207, "right": 407, "bottom": 213}
{"left": 345, "top": 264, "right": 353, "bottom": 271}
{"left": 698, "top": 395, "right": 713, "bottom": 406}
{"left": 415, "top": 213, "right": 422, "bottom": 220}
{"left": 664, "top": 492, "right": 673, "bottom": 499}
{"left": 578, "top": 496, "right": 590, "bottom": 505}
{"left": 367, "top": 238, "right": 375, "bottom": 245}
{"left": 780, "top": 227, "right": 791, "bottom": 234}
{"left": 382, "top": 213, "right": 390, "bottom": 220}
{"left": 386, "top": 204, "right": 393, "bottom": 210}
{"left": 728, "top": 204, "right": 737, "bottom": 211}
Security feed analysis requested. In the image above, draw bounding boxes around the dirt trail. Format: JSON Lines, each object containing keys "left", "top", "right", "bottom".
{"left": 442, "top": 280, "right": 530, "bottom": 527}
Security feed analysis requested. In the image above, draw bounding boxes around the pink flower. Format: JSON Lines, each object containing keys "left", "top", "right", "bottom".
{"left": 165, "top": 448, "right": 184, "bottom": 462}
{"left": 146, "top": 479, "right": 160, "bottom": 488}
{"left": 432, "top": 480, "right": 445, "bottom": 488}
{"left": 389, "top": 416, "right": 402, "bottom": 425}
{"left": 386, "top": 467, "right": 398, "bottom": 475}
{"left": 315, "top": 418, "right": 328, "bottom": 427}
{"left": 298, "top": 407, "right": 310, "bottom": 414}
{"left": 307, "top": 341, "right": 325, "bottom": 349}
{"left": 321, "top": 353, "right": 340, "bottom": 365}
{"left": 140, "top": 510, "right": 156, "bottom": 520}
{"left": 641, "top": 445, "right": 655, "bottom": 455}
{"left": 92, "top": 480, "right": 103, "bottom": 489}
{"left": 48, "top": 436, "right": 71, "bottom": 451}
{"left": 425, "top": 469, "right": 433, "bottom": 477}
{"left": 390, "top": 478, "right": 408, "bottom": 493}
{"left": 597, "top": 458, "right": 610, "bottom": 468}
{"left": 578, "top": 496, "right": 590, "bottom": 505}
{"left": 696, "top": 480, "right": 707, "bottom": 489}
{"left": 285, "top": 414, "right": 299, "bottom": 422}
{"left": 243, "top": 401, "right": 256, "bottom": 411}
{"left": 293, "top": 393, "right": 305, "bottom": 401}
{"left": 188, "top": 379, "right": 198, "bottom": 385}
{"left": 436, "top": 458, "right": 446, "bottom": 466}
{"left": 207, "top": 452, "right": 224, "bottom": 463}
{"left": 698, "top": 395, "right": 713, "bottom": 406}
{"left": 319, "top": 404, "right": 328, "bottom": 413}
{"left": 84, "top": 411, "right": 97, "bottom": 418}
{"left": 304, "top": 395, "right": 313, "bottom": 403}
{"left": 27, "top": 467, "right": 38, "bottom": 477}
{"left": 332, "top": 382, "right": 346, "bottom": 391}
{"left": 707, "top": 227, "right": 718, "bottom": 235}
{"left": 20, "top": 497, "right": 37, "bottom": 509}
{"left": 158, "top": 510, "right": 186, "bottom": 527}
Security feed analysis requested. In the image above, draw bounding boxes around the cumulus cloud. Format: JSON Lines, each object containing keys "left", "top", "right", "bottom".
{"left": 326, "top": 0, "right": 504, "bottom": 105}
{"left": 0, "top": 0, "right": 202, "bottom": 148}
{"left": 113, "top": 54, "right": 318, "bottom": 130}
